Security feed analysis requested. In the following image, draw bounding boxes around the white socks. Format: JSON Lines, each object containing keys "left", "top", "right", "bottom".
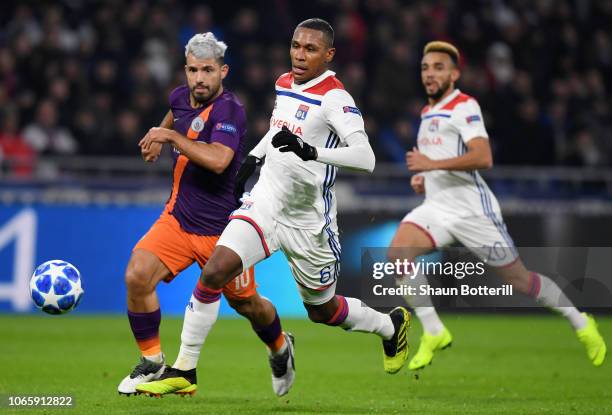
{"left": 340, "top": 297, "right": 395, "bottom": 340}
{"left": 396, "top": 272, "right": 444, "bottom": 335}
{"left": 173, "top": 295, "right": 220, "bottom": 371}
{"left": 414, "top": 307, "right": 444, "bottom": 335}
{"left": 534, "top": 273, "right": 587, "bottom": 330}
{"left": 397, "top": 268, "right": 587, "bottom": 333}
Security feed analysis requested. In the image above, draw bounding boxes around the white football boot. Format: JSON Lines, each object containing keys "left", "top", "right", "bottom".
{"left": 268, "top": 332, "right": 295, "bottom": 397}
{"left": 118, "top": 355, "right": 165, "bottom": 395}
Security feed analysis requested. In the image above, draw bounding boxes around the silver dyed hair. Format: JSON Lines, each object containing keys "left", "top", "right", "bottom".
{"left": 185, "top": 32, "right": 227, "bottom": 61}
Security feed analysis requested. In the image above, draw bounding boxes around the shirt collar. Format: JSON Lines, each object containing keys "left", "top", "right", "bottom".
{"left": 292, "top": 70, "right": 335, "bottom": 91}
{"left": 432, "top": 88, "right": 460, "bottom": 110}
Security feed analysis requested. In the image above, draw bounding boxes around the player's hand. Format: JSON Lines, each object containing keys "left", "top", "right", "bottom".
{"left": 271, "top": 126, "right": 317, "bottom": 161}
{"left": 234, "top": 155, "right": 261, "bottom": 203}
{"left": 410, "top": 174, "right": 425, "bottom": 194}
{"left": 406, "top": 147, "right": 435, "bottom": 172}
{"left": 139, "top": 127, "right": 175, "bottom": 150}
{"left": 141, "top": 142, "right": 162, "bottom": 162}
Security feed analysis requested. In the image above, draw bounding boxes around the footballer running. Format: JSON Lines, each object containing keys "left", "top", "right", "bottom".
{"left": 389, "top": 41, "right": 606, "bottom": 370}
{"left": 137, "top": 18, "right": 411, "bottom": 397}
{"left": 118, "top": 33, "right": 294, "bottom": 397}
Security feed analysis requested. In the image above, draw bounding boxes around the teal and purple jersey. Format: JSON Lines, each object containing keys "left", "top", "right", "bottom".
{"left": 165, "top": 85, "right": 246, "bottom": 235}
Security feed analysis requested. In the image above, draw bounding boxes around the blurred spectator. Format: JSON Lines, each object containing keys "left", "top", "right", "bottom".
{"left": 114, "top": 109, "right": 142, "bottom": 155}
{"left": 377, "top": 119, "right": 414, "bottom": 164}
{"left": 0, "top": 0, "right": 609, "bottom": 168}
{"left": 23, "top": 99, "right": 77, "bottom": 155}
{"left": 333, "top": 8, "right": 367, "bottom": 65}
{"left": 564, "top": 129, "right": 606, "bottom": 167}
{"left": 179, "top": 5, "right": 217, "bottom": 48}
{"left": 486, "top": 42, "right": 514, "bottom": 88}
{"left": 499, "top": 97, "right": 555, "bottom": 165}
{"left": 0, "top": 108, "right": 35, "bottom": 177}
{"left": 371, "top": 40, "right": 418, "bottom": 123}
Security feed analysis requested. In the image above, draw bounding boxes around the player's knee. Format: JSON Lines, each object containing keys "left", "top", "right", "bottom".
{"left": 125, "top": 264, "right": 154, "bottom": 295}
{"left": 387, "top": 237, "right": 421, "bottom": 264}
{"left": 386, "top": 247, "right": 415, "bottom": 264}
{"left": 498, "top": 270, "right": 531, "bottom": 293}
{"left": 306, "top": 306, "right": 333, "bottom": 324}
{"left": 201, "top": 262, "right": 228, "bottom": 290}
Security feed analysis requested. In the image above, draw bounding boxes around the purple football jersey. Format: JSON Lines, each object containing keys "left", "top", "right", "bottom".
{"left": 166, "top": 85, "right": 246, "bottom": 235}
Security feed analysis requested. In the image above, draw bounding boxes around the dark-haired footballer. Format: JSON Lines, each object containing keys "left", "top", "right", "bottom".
{"left": 138, "top": 18, "right": 412, "bottom": 397}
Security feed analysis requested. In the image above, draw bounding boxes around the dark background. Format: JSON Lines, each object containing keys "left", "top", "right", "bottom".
{"left": 1, "top": 0, "right": 611, "bottom": 173}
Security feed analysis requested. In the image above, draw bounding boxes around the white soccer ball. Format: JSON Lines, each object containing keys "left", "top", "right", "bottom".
{"left": 29, "top": 260, "right": 84, "bottom": 315}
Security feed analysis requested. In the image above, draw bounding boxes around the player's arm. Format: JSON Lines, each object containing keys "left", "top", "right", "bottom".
{"left": 411, "top": 174, "right": 425, "bottom": 194}
{"left": 140, "top": 110, "right": 173, "bottom": 162}
{"left": 233, "top": 130, "right": 274, "bottom": 202}
{"left": 315, "top": 130, "right": 375, "bottom": 172}
{"left": 271, "top": 127, "right": 375, "bottom": 172}
{"left": 317, "top": 90, "right": 375, "bottom": 172}
{"left": 406, "top": 137, "right": 493, "bottom": 172}
{"left": 271, "top": 89, "right": 375, "bottom": 172}
{"left": 408, "top": 100, "right": 492, "bottom": 172}
{"left": 249, "top": 129, "right": 273, "bottom": 160}
{"left": 139, "top": 127, "right": 234, "bottom": 174}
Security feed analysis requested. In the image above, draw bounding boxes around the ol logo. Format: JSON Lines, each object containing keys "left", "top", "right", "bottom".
{"left": 428, "top": 118, "right": 439, "bottom": 132}
{"left": 295, "top": 104, "right": 309, "bottom": 121}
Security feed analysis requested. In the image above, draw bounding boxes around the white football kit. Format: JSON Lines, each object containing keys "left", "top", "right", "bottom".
{"left": 402, "top": 89, "right": 518, "bottom": 267}
{"left": 218, "top": 70, "right": 372, "bottom": 304}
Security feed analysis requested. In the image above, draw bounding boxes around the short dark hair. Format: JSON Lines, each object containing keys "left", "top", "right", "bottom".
{"left": 296, "top": 18, "right": 334, "bottom": 47}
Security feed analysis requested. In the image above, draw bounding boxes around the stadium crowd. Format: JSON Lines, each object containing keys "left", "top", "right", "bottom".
{"left": 0, "top": 0, "right": 611, "bottom": 176}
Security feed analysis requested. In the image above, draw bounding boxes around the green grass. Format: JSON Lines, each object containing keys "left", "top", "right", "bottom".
{"left": 0, "top": 314, "right": 610, "bottom": 414}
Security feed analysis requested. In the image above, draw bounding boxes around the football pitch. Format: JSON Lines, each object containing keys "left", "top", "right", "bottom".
{"left": 1, "top": 314, "right": 610, "bottom": 415}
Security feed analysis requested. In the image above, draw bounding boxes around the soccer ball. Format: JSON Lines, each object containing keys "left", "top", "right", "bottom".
{"left": 29, "top": 260, "right": 84, "bottom": 315}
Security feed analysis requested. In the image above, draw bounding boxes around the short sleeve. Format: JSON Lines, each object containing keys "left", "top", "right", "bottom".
{"left": 452, "top": 99, "right": 489, "bottom": 144}
{"left": 321, "top": 89, "right": 365, "bottom": 142}
{"left": 207, "top": 101, "right": 246, "bottom": 152}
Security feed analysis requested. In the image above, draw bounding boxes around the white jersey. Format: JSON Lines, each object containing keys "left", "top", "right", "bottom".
{"left": 251, "top": 70, "right": 365, "bottom": 230}
{"left": 417, "top": 89, "right": 500, "bottom": 217}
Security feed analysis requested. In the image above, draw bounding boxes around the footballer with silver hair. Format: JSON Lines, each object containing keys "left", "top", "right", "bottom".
{"left": 118, "top": 32, "right": 294, "bottom": 398}
{"left": 184, "top": 33, "right": 228, "bottom": 104}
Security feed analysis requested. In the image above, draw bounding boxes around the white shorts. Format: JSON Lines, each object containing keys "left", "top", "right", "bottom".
{"left": 402, "top": 203, "right": 518, "bottom": 267}
{"left": 217, "top": 194, "right": 340, "bottom": 305}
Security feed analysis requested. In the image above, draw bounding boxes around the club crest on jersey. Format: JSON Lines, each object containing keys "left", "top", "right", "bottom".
{"left": 295, "top": 104, "right": 309, "bottom": 121}
{"left": 191, "top": 117, "right": 205, "bottom": 133}
{"left": 428, "top": 118, "right": 440, "bottom": 132}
